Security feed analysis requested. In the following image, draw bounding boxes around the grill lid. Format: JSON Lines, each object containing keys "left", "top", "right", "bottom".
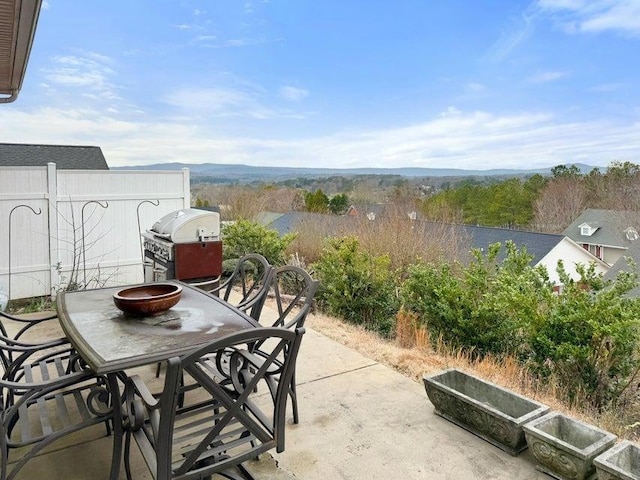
{"left": 150, "top": 208, "right": 220, "bottom": 243}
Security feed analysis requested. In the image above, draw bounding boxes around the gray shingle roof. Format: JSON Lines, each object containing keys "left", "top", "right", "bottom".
{"left": 0, "top": 143, "right": 109, "bottom": 169}
{"left": 565, "top": 209, "right": 640, "bottom": 294}
{"left": 460, "top": 224, "right": 563, "bottom": 263}
{"left": 257, "top": 211, "right": 563, "bottom": 265}
{"left": 563, "top": 209, "right": 639, "bottom": 248}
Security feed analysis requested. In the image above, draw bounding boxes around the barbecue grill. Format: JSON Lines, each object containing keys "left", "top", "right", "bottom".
{"left": 142, "top": 208, "right": 222, "bottom": 284}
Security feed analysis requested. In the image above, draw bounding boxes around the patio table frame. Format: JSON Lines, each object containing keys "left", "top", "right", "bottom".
{"left": 56, "top": 281, "right": 259, "bottom": 480}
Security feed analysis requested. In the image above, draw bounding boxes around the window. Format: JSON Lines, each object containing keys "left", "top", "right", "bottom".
{"left": 625, "top": 227, "right": 639, "bottom": 241}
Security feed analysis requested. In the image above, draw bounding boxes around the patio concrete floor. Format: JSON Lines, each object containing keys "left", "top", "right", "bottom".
{"left": 6, "top": 307, "right": 550, "bottom": 479}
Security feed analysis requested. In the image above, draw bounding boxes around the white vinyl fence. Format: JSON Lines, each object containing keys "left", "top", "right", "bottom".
{"left": 0, "top": 163, "right": 190, "bottom": 301}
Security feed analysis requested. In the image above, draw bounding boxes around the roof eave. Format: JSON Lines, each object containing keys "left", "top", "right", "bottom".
{"left": 0, "top": 0, "right": 42, "bottom": 104}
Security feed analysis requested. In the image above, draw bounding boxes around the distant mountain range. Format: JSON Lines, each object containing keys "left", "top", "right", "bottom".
{"left": 112, "top": 162, "right": 601, "bottom": 182}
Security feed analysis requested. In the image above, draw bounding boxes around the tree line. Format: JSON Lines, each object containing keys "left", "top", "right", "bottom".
{"left": 421, "top": 161, "right": 640, "bottom": 232}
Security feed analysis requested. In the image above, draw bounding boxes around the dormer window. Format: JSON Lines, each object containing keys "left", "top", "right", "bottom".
{"left": 579, "top": 222, "right": 599, "bottom": 236}
{"left": 625, "top": 227, "right": 639, "bottom": 241}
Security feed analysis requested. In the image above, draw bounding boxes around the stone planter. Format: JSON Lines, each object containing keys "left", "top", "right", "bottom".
{"left": 523, "top": 411, "right": 617, "bottom": 480}
{"left": 423, "top": 368, "right": 549, "bottom": 456}
{"left": 594, "top": 440, "right": 640, "bottom": 480}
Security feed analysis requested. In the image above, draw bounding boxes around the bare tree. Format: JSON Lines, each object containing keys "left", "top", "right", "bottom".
{"left": 533, "top": 178, "right": 588, "bottom": 233}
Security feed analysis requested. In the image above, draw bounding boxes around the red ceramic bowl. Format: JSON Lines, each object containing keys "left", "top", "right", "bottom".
{"left": 113, "top": 283, "right": 182, "bottom": 316}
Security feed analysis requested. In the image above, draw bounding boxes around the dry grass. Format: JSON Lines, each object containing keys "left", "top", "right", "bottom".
{"left": 290, "top": 214, "right": 471, "bottom": 271}
{"left": 307, "top": 310, "right": 640, "bottom": 440}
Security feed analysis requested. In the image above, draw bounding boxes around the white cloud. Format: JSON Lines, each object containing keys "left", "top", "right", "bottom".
{"left": 42, "top": 53, "right": 120, "bottom": 101}
{"left": 195, "top": 35, "right": 217, "bottom": 42}
{"left": 485, "top": 3, "right": 539, "bottom": 62}
{"left": 440, "top": 106, "right": 462, "bottom": 117}
{"left": 466, "top": 83, "right": 487, "bottom": 93}
{"left": 529, "top": 71, "right": 570, "bottom": 83}
{"left": 162, "top": 86, "right": 305, "bottom": 120}
{"left": 537, "top": 0, "right": 640, "bottom": 35}
{"left": 2, "top": 105, "right": 637, "bottom": 171}
{"left": 223, "top": 38, "right": 267, "bottom": 47}
{"left": 279, "top": 86, "right": 309, "bottom": 101}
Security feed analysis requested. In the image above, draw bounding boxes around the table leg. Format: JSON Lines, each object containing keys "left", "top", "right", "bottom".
{"left": 107, "top": 373, "right": 124, "bottom": 480}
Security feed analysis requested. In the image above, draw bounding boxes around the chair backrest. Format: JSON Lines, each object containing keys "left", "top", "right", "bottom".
{"left": 153, "top": 327, "right": 304, "bottom": 479}
{"left": 265, "top": 265, "right": 319, "bottom": 331}
{"left": 216, "top": 254, "right": 274, "bottom": 320}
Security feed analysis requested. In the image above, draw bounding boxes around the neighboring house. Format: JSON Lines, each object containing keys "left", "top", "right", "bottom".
{"left": 460, "top": 224, "right": 608, "bottom": 285}
{"left": 0, "top": 143, "right": 109, "bottom": 169}
{"left": 256, "top": 211, "right": 606, "bottom": 284}
{"left": 563, "top": 209, "right": 640, "bottom": 267}
{"left": 255, "top": 211, "right": 355, "bottom": 237}
{"left": 345, "top": 204, "right": 421, "bottom": 221}
{"left": 564, "top": 209, "right": 640, "bottom": 295}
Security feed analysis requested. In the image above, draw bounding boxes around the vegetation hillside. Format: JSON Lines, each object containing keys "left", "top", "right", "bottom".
{"left": 193, "top": 160, "right": 640, "bottom": 234}
{"left": 207, "top": 160, "right": 640, "bottom": 440}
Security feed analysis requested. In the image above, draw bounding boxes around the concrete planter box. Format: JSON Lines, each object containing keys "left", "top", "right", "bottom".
{"left": 423, "top": 368, "right": 549, "bottom": 456}
{"left": 594, "top": 440, "right": 640, "bottom": 480}
{"left": 523, "top": 412, "right": 617, "bottom": 480}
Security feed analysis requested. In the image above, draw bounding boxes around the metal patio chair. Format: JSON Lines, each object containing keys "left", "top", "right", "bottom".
{"left": 0, "top": 334, "right": 114, "bottom": 480}
{"left": 156, "top": 253, "right": 275, "bottom": 378}
{"left": 124, "top": 327, "right": 305, "bottom": 480}
{"left": 254, "top": 265, "right": 319, "bottom": 424}
{"left": 0, "top": 310, "right": 60, "bottom": 343}
{"left": 209, "top": 253, "right": 275, "bottom": 320}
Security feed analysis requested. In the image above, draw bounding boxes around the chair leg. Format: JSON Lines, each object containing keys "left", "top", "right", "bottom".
{"left": 124, "top": 432, "right": 133, "bottom": 480}
{"left": 236, "top": 463, "right": 257, "bottom": 480}
{"left": 155, "top": 361, "right": 162, "bottom": 378}
{"left": 290, "top": 375, "right": 299, "bottom": 424}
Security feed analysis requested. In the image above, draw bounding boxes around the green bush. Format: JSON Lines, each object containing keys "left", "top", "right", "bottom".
{"left": 221, "top": 220, "right": 296, "bottom": 265}
{"left": 312, "top": 236, "right": 398, "bottom": 336}
{"left": 401, "top": 242, "right": 553, "bottom": 357}
{"left": 528, "top": 261, "right": 640, "bottom": 407}
{"left": 400, "top": 242, "right": 640, "bottom": 408}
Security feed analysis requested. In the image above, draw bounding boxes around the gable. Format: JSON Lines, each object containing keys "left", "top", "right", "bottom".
{"left": 564, "top": 209, "right": 640, "bottom": 248}
{"left": 578, "top": 222, "right": 599, "bottom": 237}
{"left": 0, "top": 143, "right": 109, "bottom": 169}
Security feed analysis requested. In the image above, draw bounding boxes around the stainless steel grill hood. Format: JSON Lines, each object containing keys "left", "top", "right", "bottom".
{"left": 150, "top": 208, "right": 220, "bottom": 243}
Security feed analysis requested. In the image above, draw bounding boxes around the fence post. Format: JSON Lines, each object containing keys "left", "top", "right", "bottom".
{"left": 47, "top": 162, "right": 60, "bottom": 298}
{"left": 182, "top": 167, "right": 190, "bottom": 209}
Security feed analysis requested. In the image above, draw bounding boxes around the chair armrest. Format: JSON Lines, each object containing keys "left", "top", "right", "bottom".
{"left": 1, "top": 333, "right": 69, "bottom": 350}
{"left": 0, "top": 311, "right": 60, "bottom": 342}
{"left": 125, "top": 374, "right": 159, "bottom": 407}
{"left": 0, "top": 311, "right": 58, "bottom": 323}
{"left": 0, "top": 368, "right": 97, "bottom": 391}
{"left": 123, "top": 374, "right": 160, "bottom": 432}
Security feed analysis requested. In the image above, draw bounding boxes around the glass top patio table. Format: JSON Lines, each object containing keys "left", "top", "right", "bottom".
{"left": 57, "top": 281, "right": 259, "bottom": 374}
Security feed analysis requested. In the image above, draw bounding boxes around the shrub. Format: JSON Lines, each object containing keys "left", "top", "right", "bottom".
{"left": 312, "top": 236, "right": 398, "bottom": 336}
{"left": 528, "top": 261, "right": 640, "bottom": 407}
{"left": 221, "top": 220, "right": 296, "bottom": 265}
{"left": 401, "top": 242, "right": 553, "bottom": 357}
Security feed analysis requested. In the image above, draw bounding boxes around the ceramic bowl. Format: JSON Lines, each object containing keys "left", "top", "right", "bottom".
{"left": 113, "top": 283, "right": 182, "bottom": 316}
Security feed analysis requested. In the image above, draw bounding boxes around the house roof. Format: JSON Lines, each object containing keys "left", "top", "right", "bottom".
{"left": 563, "top": 209, "right": 638, "bottom": 248}
{"left": 459, "top": 224, "right": 564, "bottom": 263}
{"left": 265, "top": 211, "right": 355, "bottom": 237}
{"left": 0, "top": 143, "right": 109, "bottom": 169}
{"left": 0, "top": 0, "right": 42, "bottom": 103}
{"left": 257, "top": 211, "right": 564, "bottom": 265}
{"left": 564, "top": 208, "right": 640, "bottom": 295}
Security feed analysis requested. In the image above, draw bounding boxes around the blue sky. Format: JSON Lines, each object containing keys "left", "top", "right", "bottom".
{"left": 1, "top": 0, "right": 640, "bottom": 170}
